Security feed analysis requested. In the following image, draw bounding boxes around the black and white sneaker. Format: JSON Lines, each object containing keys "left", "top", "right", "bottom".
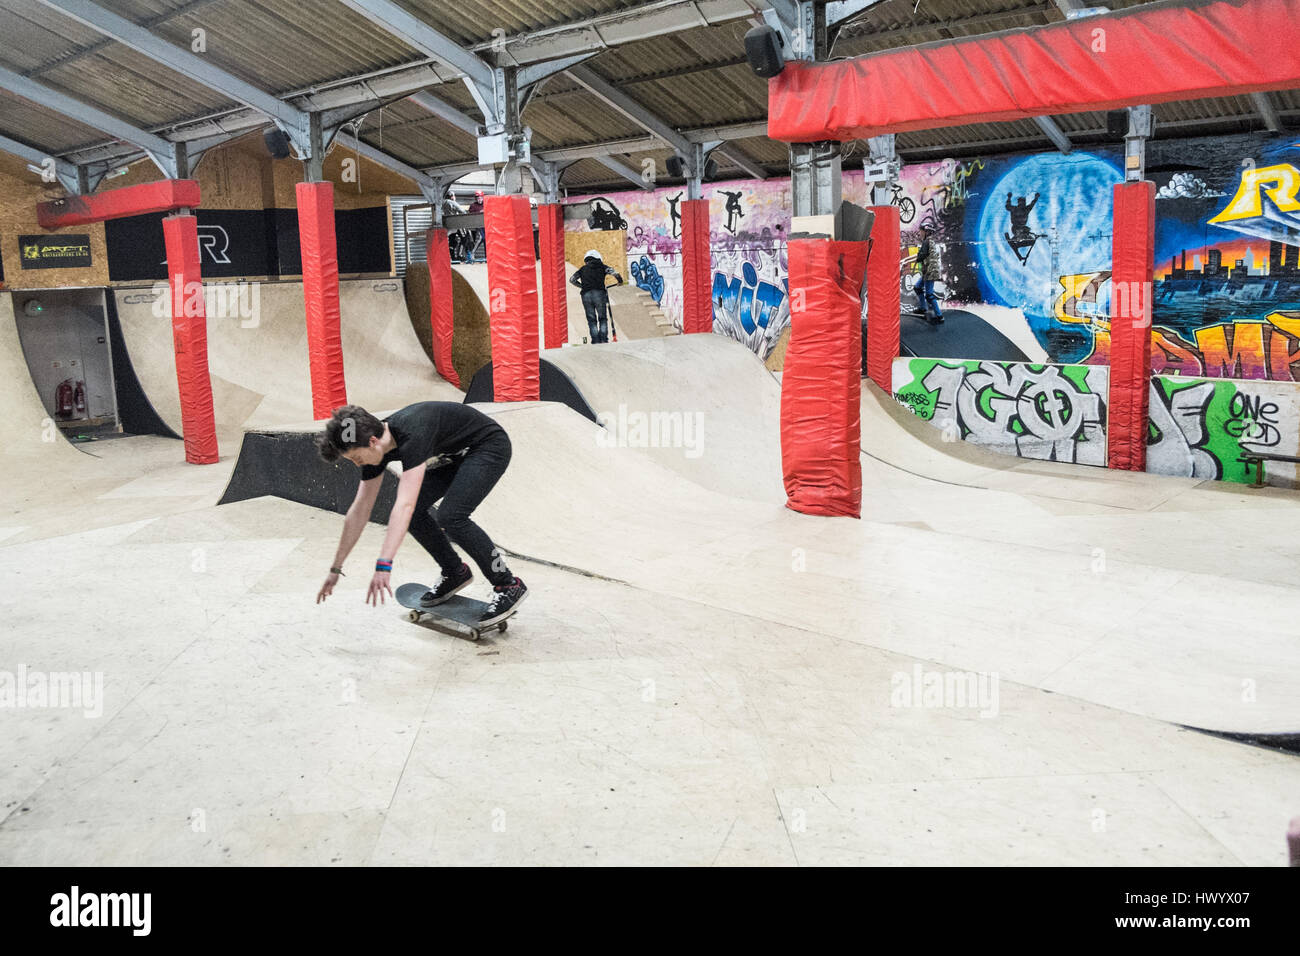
{"left": 478, "top": 577, "right": 528, "bottom": 627}
{"left": 421, "top": 562, "right": 472, "bottom": 607}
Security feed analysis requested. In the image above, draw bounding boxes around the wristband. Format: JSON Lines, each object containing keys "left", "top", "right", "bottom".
{"left": 330, "top": 566, "right": 345, "bottom": 576}
{"left": 375, "top": 559, "right": 393, "bottom": 573}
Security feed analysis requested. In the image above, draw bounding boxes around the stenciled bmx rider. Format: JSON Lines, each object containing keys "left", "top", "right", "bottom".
{"left": 314, "top": 402, "right": 527, "bottom": 627}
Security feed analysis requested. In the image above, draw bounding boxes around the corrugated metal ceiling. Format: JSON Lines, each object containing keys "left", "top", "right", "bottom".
{"left": 0, "top": 0, "right": 1294, "bottom": 193}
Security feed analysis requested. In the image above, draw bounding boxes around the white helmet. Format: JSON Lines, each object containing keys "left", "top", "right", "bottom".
{"left": 584, "top": 249, "right": 602, "bottom": 261}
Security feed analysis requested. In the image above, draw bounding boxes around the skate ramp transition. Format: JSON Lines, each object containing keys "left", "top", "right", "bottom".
{"left": 0, "top": 291, "right": 96, "bottom": 472}
{"left": 214, "top": 331, "right": 1300, "bottom": 734}
{"left": 0, "top": 291, "right": 256, "bottom": 536}
{"left": 539, "top": 334, "right": 1117, "bottom": 504}
{"left": 113, "top": 278, "right": 459, "bottom": 446}
{"left": 900, "top": 309, "right": 1030, "bottom": 363}
{"left": 474, "top": 401, "right": 1300, "bottom": 736}
{"left": 463, "top": 359, "right": 598, "bottom": 423}
{"left": 405, "top": 263, "right": 593, "bottom": 388}
{"left": 407, "top": 262, "right": 667, "bottom": 390}
{"left": 542, "top": 334, "right": 786, "bottom": 502}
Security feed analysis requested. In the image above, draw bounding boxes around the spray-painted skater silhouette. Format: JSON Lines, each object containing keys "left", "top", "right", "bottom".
{"left": 721, "top": 191, "right": 745, "bottom": 234}
{"left": 1004, "top": 192, "right": 1040, "bottom": 265}
{"left": 666, "top": 192, "right": 683, "bottom": 239}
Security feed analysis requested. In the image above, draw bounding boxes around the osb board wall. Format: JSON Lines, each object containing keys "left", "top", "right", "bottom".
{"left": 267, "top": 144, "right": 407, "bottom": 211}
{"left": 400, "top": 266, "right": 490, "bottom": 393}
{"left": 565, "top": 230, "right": 627, "bottom": 279}
{"left": 115, "top": 131, "right": 406, "bottom": 212}
{"left": 448, "top": 270, "right": 492, "bottom": 389}
{"left": 0, "top": 166, "right": 110, "bottom": 291}
{"left": 112, "top": 138, "right": 271, "bottom": 210}
{"left": 1, "top": 133, "right": 410, "bottom": 290}
{"left": 764, "top": 325, "right": 791, "bottom": 371}
{"left": 52, "top": 129, "right": 403, "bottom": 214}
{"left": 402, "top": 264, "right": 439, "bottom": 379}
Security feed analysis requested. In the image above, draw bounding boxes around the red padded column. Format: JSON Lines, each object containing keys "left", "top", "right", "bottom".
{"left": 426, "top": 228, "right": 461, "bottom": 388}
{"left": 781, "top": 238, "right": 870, "bottom": 517}
{"left": 296, "top": 181, "right": 347, "bottom": 419}
{"left": 485, "top": 194, "right": 540, "bottom": 401}
{"left": 538, "top": 203, "right": 568, "bottom": 349}
{"left": 866, "top": 205, "right": 901, "bottom": 391}
{"left": 161, "top": 213, "right": 219, "bottom": 464}
{"left": 680, "top": 198, "right": 712, "bottom": 334}
{"left": 1108, "top": 180, "right": 1155, "bottom": 471}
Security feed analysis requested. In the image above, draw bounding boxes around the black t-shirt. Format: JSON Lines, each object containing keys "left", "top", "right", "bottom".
{"left": 359, "top": 401, "right": 503, "bottom": 480}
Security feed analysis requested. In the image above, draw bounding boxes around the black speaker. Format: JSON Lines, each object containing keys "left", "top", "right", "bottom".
{"left": 1106, "top": 109, "right": 1129, "bottom": 138}
{"left": 703, "top": 158, "right": 718, "bottom": 180}
{"left": 264, "top": 127, "right": 292, "bottom": 159}
{"left": 666, "top": 155, "right": 685, "bottom": 178}
{"left": 744, "top": 24, "right": 785, "bottom": 78}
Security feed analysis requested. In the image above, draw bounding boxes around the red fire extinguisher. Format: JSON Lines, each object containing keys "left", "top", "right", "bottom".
{"left": 54, "top": 378, "right": 86, "bottom": 419}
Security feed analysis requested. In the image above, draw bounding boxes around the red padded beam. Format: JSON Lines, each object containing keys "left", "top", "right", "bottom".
{"left": 296, "top": 181, "right": 347, "bottom": 419}
{"left": 485, "top": 194, "right": 540, "bottom": 402}
{"left": 680, "top": 199, "right": 712, "bottom": 334}
{"left": 1108, "top": 181, "right": 1155, "bottom": 471}
{"left": 37, "top": 179, "right": 201, "bottom": 228}
{"left": 161, "top": 213, "right": 219, "bottom": 465}
{"left": 768, "top": 0, "right": 1300, "bottom": 141}
{"left": 781, "top": 238, "right": 870, "bottom": 517}
{"left": 538, "top": 203, "right": 568, "bottom": 349}
{"left": 426, "top": 229, "right": 461, "bottom": 388}
{"left": 866, "top": 206, "right": 901, "bottom": 392}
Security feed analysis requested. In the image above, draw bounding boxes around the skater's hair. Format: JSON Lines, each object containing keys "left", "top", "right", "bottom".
{"left": 316, "top": 405, "right": 384, "bottom": 462}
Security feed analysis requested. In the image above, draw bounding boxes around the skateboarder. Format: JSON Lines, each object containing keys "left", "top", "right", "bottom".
{"left": 720, "top": 190, "right": 745, "bottom": 234}
{"left": 1005, "top": 192, "right": 1040, "bottom": 265}
{"left": 666, "top": 192, "right": 683, "bottom": 239}
{"left": 570, "top": 250, "right": 624, "bottom": 343}
{"left": 313, "top": 402, "right": 527, "bottom": 626}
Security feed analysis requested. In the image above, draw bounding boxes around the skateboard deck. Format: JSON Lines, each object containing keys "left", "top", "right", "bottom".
{"left": 395, "top": 583, "right": 511, "bottom": 641}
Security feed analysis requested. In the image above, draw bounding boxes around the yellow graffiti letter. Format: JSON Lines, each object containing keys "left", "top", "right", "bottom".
{"left": 1209, "top": 164, "right": 1300, "bottom": 224}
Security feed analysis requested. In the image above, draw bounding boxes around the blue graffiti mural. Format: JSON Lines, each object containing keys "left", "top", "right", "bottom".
{"left": 712, "top": 258, "right": 787, "bottom": 335}
{"left": 629, "top": 255, "right": 665, "bottom": 302}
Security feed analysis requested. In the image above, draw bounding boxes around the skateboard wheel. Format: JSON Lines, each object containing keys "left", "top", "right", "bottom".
{"left": 406, "top": 610, "right": 419, "bottom": 623}
{"left": 498, "top": 621, "right": 508, "bottom": 632}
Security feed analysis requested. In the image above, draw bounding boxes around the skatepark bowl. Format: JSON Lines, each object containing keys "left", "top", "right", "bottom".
{"left": 2, "top": 291, "right": 1298, "bottom": 866}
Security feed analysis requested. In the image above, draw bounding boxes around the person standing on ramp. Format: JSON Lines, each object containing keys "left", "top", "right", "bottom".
{"left": 570, "top": 249, "right": 624, "bottom": 344}
{"left": 314, "top": 402, "right": 526, "bottom": 626}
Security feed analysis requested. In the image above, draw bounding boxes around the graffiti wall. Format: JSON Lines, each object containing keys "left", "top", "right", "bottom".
{"left": 890, "top": 358, "right": 1300, "bottom": 485}
{"left": 1147, "top": 376, "right": 1300, "bottom": 486}
{"left": 569, "top": 132, "right": 1300, "bottom": 383}
{"left": 901, "top": 151, "right": 1122, "bottom": 364}
{"left": 878, "top": 132, "right": 1300, "bottom": 377}
{"left": 892, "top": 358, "right": 1109, "bottom": 465}
{"left": 568, "top": 181, "right": 805, "bottom": 357}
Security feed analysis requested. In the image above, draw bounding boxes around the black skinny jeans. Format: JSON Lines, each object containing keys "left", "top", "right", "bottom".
{"left": 405, "top": 432, "right": 514, "bottom": 586}
{"left": 581, "top": 289, "right": 609, "bottom": 343}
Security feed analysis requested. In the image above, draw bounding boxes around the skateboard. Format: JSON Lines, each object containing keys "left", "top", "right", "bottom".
{"left": 395, "top": 582, "right": 511, "bottom": 641}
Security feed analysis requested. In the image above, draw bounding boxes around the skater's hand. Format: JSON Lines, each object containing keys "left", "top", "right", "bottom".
{"left": 317, "top": 572, "right": 339, "bottom": 603}
{"left": 366, "top": 571, "right": 393, "bottom": 606}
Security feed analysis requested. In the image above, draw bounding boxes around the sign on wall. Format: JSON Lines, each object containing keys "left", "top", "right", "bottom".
{"left": 104, "top": 208, "right": 392, "bottom": 281}
{"left": 19, "top": 234, "right": 92, "bottom": 270}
